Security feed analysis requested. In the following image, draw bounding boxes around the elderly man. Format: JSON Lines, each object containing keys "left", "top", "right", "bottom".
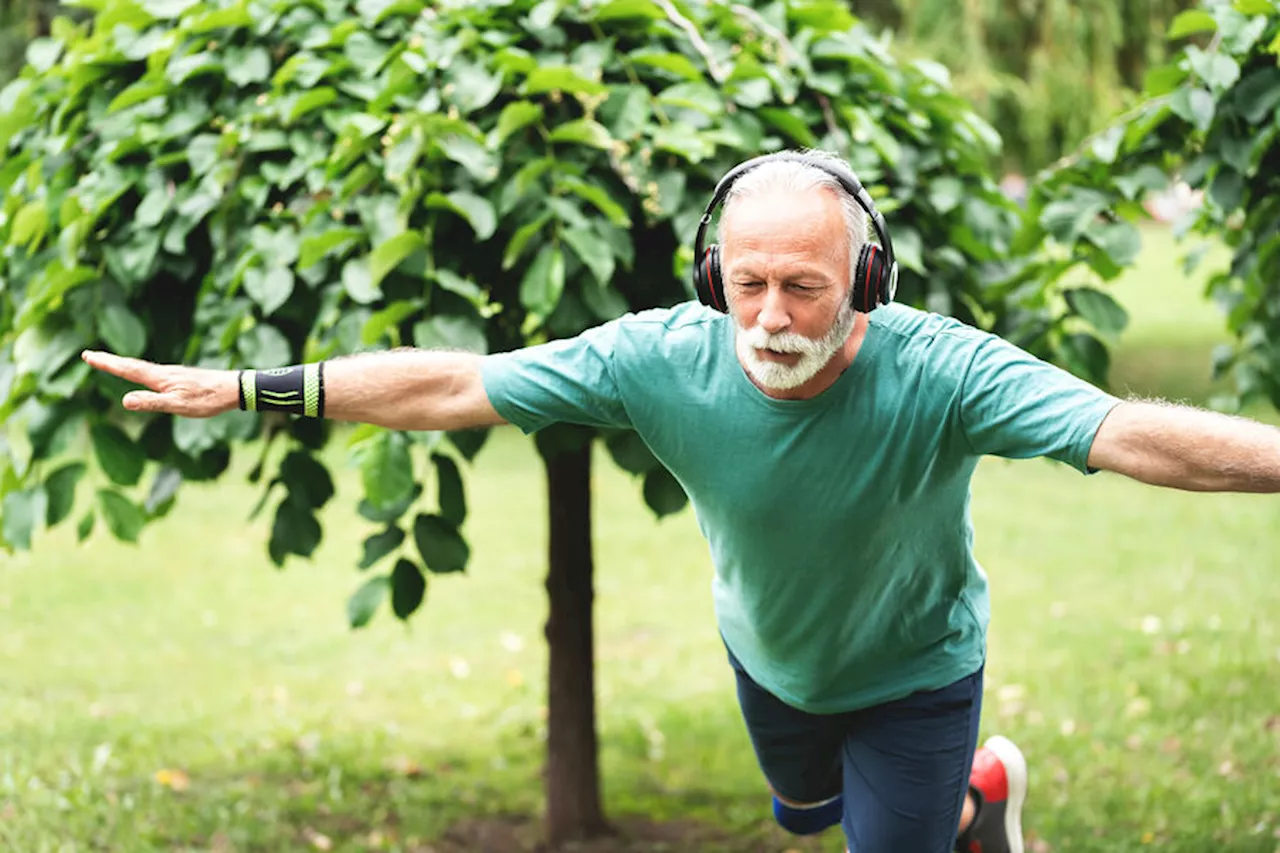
{"left": 84, "top": 150, "right": 1280, "bottom": 853}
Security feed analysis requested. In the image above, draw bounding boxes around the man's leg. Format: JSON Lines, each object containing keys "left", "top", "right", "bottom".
{"left": 839, "top": 667, "right": 984, "bottom": 853}
{"left": 726, "top": 644, "right": 846, "bottom": 836}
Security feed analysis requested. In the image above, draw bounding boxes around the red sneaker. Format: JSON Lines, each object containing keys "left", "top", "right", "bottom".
{"left": 960, "top": 735, "right": 1027, "bottom": 853}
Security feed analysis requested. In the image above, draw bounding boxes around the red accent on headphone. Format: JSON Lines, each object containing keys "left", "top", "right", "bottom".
{"left": 863, "top": 245, "right": 876, "bottom": 312}
{"left": 705, "top": 251, "right": 722, "bottom": 311}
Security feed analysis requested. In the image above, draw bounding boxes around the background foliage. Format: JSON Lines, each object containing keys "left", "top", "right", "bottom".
{"left": 1021, "top": 0, "right": 1280, "bottom": 410}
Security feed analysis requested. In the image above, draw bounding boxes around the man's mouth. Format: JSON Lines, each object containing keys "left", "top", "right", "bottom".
{"left": 756, "top": 347, "right": 800, "bottom": 363}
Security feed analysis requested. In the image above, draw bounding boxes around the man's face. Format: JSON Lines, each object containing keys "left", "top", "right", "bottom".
{"left": 720, "top": 189, "right": 855, "bottom": 392}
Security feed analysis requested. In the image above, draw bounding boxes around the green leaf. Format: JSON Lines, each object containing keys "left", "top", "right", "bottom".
{"left": 600, "top": 85, "right": 650, "bottom": 140}
{"left": 1086, "top": 221, "right": 1143, "bottom": 268}
{"left": 362, "top": 299, "right": 423, "bottom": 345}
{"left": 628, "top": 49, "right": 703, "bottom": 81}
{"left": 437, "top": 135, "right": 498, "bottom": 183}
{"left": 650, "top": 124, "right": 717, "bottom": 163}
{"left": 91, "top": 423, "right": 145, "bottom": 487}
{"left": 98, "top": 489, "right": 146, "bottom": 543}
{"left": 1233, "top": 68, "right": 1280, "bottom": 125}
{"left": 236, "top": 323, "right": 292, "bottom": 368}
{"left": 1169, "top": 86, "right": 1216, "bottom": 132}
{"left": 145, "top": 466, "right": 182, "bottom": 515}
{"left": 605, "top": 430, "right": 657, "bottom": 474}
{"left": 143, "top": 0, "right": 199, "bottom": 18}
{"left": 562, "top": 227, "right": 615, "bottom": 286}
{"left": 1143, "top": 62, "right": 1188, "bottom": 97}
{"left": 279, "top": 451, "right": 335, "bottom": 510}
{"left": 548, "top": 118, "right": 614, "bottom": 149}
{"left": 522, "top": 66, "right": 608, "bottom": 97}
{"left": 1167, "top": 9, "right": 1217, "bottom": 38}
{"left": 593, "top": 0, "right": 663, "bottom": 21}
{"left": 1233, "top": 0, "right": 1275, "bottom": 13}
{"left": 493, "top": 101, "right": 544, "bottom": 145}
{"left": 342, "top": 257, "right": 381, "bottom": 304}
{"left": 520, "top": 244, "right": 566, "bottom": 316}
{"left": 11, "top": 199, "right": 48, "bottom": 249}
{"left": 504, "top": 212, "right": 552, "bottom": 270}
{"left": 448, "top": 429, "right": 488, "bottom": 461}
{"left": 243, "top": 266, "right": 295, "bottom": 316}
{"left": 347, "top": 575, "right": 388, "bottom": 628}
{"left": 97, "top": 303, "right": 147, "bottom": 358}
{"left": 432, "top": 453, "right": 466, "bottom": 525}
{"left": 359, "top": 525, "right": 405, "bottom": 570}
{"left": 268, "top": 497, "right": 322, "bottom": 565}
{"left": 26, "top": 38, "right": 63, "bottom": 73}
{"left": 187, "top": 134, "right": 221, "bottom": 176}
{"left": 369, "top": 231, "right": 424, "bottom": 288}
{"left": 413, "top": 513, "right": 469, "bottom": 574}
{"left": 643, "top": 466, "right": 687, "bottom": 518}
{"left": 426, "top": 191, "right": 497, "bottom": 241}
{"left": 1114, "top": 165, "right": 1169, "bottom": 200}
{"left": 1059, "top": 333, "right": 1110, "bottom": 385}
{"left": 358, "top": 483, "right": 421, "bottom": 524}
{"left": 1187, "top": 48, "right": 1240, "bottom": 94}
{"left": 758, "top": 108, "right": 818, "bottom": 147}
{"left": 413, "top": 315, "right": 488, "bottom": 354}
{"left": 1065, "top": 288, "right": 1130, "bottom": 338}
{"left": 3, "top": 487, "right": 47, "bottom": 550}
{"left": 1039, "top": 191, "right": 1109, "bottom": 243}
{"left": 657, "top": 82, "right": 723, "bottom": 115}
{"left": 927, "top": 178, "right": 964, "bottom": 214}
{"left": 44, "top": 462, "right": 85, "bottom": 527}
{"left": 1208, "top": 168, "right": 1245, "bottom": 212}
{"left": 390, "top": 558, "right": 426, "bottom": 619}
{"left": 288, "top": 86, "right": 337, "bottom": 123}
{"left": 558, "top": 177, "right": 631, "bottom": 228}
{"left": 227, "top": 47, "right": 271, "bottom": 86}
{"left": 445, "top": 59, "right": 503, "bottom": 114}
{"left": 300, "top": 227, "right": 364, "bottom": 268}
{"left": 354, "top": 430, "right": 415, "bottom": 511}
{"left": 76, "top": 510, "right": 94, "bottom": 543}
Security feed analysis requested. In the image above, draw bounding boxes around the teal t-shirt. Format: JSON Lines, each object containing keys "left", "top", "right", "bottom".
{"left": 481, "top": 302, "right": 1120, "bottom": 713}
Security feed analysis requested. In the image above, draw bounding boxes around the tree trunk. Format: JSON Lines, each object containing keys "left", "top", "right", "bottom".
{"left": 540, "top": 426, "right": 608, "bottom": 846}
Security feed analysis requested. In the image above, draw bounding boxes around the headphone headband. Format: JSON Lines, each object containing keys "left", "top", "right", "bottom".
{"left": 692, "top": 152, "right": 898, "bottom": 310}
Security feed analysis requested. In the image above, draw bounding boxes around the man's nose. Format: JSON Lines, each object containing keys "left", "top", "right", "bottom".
{"left": 757, "top": 286, "right": 790, "bottom": 334}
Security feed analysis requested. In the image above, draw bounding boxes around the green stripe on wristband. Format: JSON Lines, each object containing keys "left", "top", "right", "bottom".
{"left": 240, "top": 370, "right": 257, "bottom": 412}
{"left": 303, "top": 363, "right": 321, "bottom": 418}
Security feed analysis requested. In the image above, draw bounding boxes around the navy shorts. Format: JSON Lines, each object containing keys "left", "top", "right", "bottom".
{"left": 728, "top": 646, "right": 983, "bottom": 853}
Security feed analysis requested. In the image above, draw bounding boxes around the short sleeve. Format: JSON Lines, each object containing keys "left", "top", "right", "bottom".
{"left": 481, "top": 322, "right": 632, "bottom": 435}
{"left": 958, "top": 333, "right": 1121, "bottom": 473}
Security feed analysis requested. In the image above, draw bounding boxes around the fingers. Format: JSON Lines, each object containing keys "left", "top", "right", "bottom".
{"left": 121, "top": 391, "right": 171, "bottom": 413}
{"left": 81, "top": 350, "right": 162, "bottom": 388}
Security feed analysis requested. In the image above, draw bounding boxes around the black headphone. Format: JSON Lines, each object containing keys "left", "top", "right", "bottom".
{"left": 692, "top": 152, "right": 899, "bottom": 315}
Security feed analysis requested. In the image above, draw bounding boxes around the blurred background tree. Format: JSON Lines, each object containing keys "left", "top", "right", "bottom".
{"left": 851, "top": 0, "right": 1199, "bottom": 172}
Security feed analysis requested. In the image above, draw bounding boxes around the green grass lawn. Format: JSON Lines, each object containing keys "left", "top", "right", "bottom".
{"left": 3, "top": 226, "right": 1278, "bottom": 852}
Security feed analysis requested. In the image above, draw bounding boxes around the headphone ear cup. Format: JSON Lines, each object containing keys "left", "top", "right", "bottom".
{"left": 695, "top": 245, "right": 728, "bottom": 313}
{"left": 852, "top": 243, "right": 888, "bottom": 312}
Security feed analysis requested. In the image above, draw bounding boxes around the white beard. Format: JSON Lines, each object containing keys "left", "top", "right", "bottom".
{"left": 735, "top": 303, "right": 857, "bottom": 392}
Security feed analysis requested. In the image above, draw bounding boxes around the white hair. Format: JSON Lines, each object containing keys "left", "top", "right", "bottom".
{"left": 717, "top": 149, "right": 869, "bottom": 285}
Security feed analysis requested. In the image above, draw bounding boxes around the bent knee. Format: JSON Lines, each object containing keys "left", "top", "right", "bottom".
{"left": 771, "top": 791, "right": 842, "bottom": 835}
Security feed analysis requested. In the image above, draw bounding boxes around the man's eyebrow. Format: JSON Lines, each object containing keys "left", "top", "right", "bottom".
{"left": 728, "top": 267, "right": 835, "bottom": 285}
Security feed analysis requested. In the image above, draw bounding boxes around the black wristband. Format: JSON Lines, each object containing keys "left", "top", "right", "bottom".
{"left": 238, "top": 364, "right": 325, "bottom": 418}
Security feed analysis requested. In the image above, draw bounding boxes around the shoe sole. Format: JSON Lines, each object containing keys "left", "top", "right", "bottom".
{"left": 984, "top": 735, "right": 1027, "bottom": 853}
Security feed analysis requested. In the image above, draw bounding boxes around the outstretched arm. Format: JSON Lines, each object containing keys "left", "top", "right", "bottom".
{"left": 80, "top": 349, "right": 508, "bottom": 433}
{"left": 1086, "top": 400, "right": 1280, "bottom": 492}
